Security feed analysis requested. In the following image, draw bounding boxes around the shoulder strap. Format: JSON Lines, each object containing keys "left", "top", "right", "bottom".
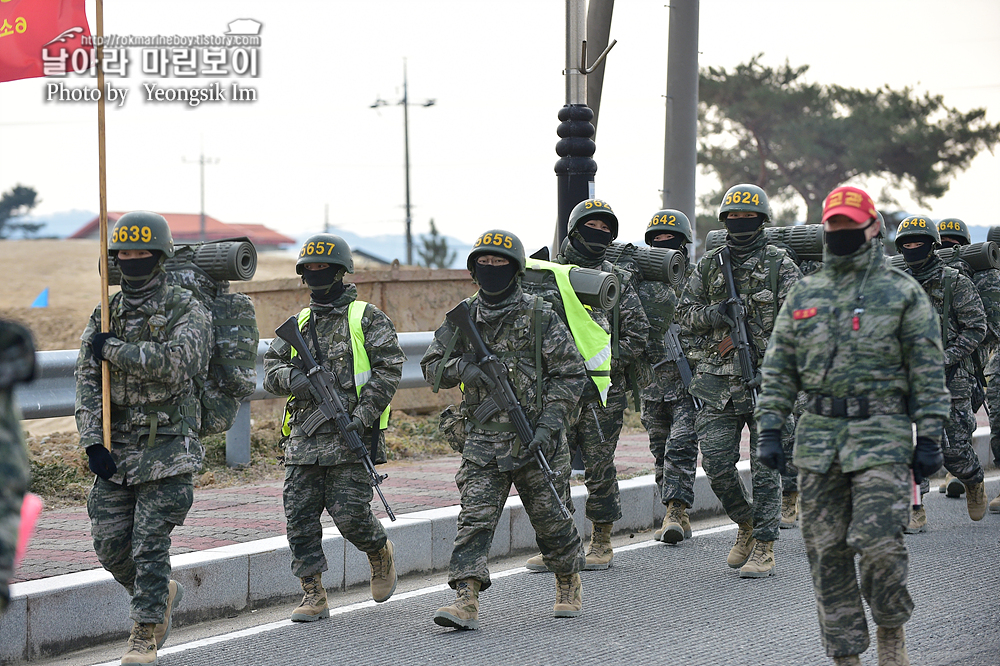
{"left": 534, "top": 295, "right": 544, "bottom": 409}
{"left": 432, "top": 299, "right": 471, "bottom": 392}
{"left": 942, "top": 266, "right": 958, "bottom": 344}
{"left": 768, "top": 246, "right": 782, "bottom": 305}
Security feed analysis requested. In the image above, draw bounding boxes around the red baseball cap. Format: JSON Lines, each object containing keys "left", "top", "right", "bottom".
{"left": 822, "top": 186, "right": 877, "bottom": 224}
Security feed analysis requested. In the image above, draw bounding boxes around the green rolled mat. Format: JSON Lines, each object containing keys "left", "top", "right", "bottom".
{"left": 705, "top": 224, "right": 825, "bottom": 263}
{"left": 523, "top": 265, "right": 621, "bottom": 310}
{"left": 106, "top": 237, "right": 258, "bottom": 285}
{"left": 604, "top": 243, "right": 685, "bottom": 285}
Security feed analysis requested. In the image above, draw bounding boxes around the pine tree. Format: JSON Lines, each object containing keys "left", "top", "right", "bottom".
{"left": 416, "top": 219, "right": 456, "bottom": 269}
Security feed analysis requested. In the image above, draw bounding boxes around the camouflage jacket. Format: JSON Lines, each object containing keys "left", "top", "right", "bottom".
{"left": 942, "top": 254, "right": 1000, "bottom": 365}
{"left": 639, "top": 261, "right": 699, "bottom": 402}
{"left": 757, "top": 242, "right": 951, "bottom": 474}
{"left": 678, "top": 234, "right": 802, "bottom": 411}
{"left": 420, "top": 288, "right": 586, "bottom": 472}
{"left": 263, "top": 284, "right": 404, "bottom": 467}
{"left": 908, "top": 257, "right": 986, "bottom": 399}
{"left": 75, "top": 272, "right": 213, "bottom": 483}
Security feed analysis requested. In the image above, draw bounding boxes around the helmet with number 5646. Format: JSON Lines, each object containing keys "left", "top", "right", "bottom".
{"left": 567, "top": 198, "right": 619, "bottom": 240}
{"left": 894, "top": 216, "right": 940, "bottom": 249}
{"left": 718, "top": 184, "right": 771, "bottom": 223}
{"left": 467, "top": 229, "right": 526, "bottom": 274}
{"left": 296, "top": 233, "right": 354, "bottom": 275}
{"left": 109, "top": 211, "right": 175, "bottom": 258}
{"left": 938, "top": 218, "right": 971, "bottom": 245}
{"left": 645, "top": 209, "right": 692, "bottom": 245}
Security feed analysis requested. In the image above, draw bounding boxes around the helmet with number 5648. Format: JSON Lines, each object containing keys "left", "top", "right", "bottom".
{"left": 109, "top": 211, "right": 175, "bottom": 258}
{"left": 894, "top": 216, "right": 940, "bottom": 249}
{"left": 296, "top": 233, "right": 354, "bottom": 275}
{"left": 718, "top": 184, "right": 770, "bottom": 223}
{"left": 467, "top": 229, "right": 526, "bottom": 274}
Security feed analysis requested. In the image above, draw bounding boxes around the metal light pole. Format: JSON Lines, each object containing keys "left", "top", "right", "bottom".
{"left": 183, "top": 147, "right": 219, "bottom": 241}
{"left": 371, "top": 60, "right": 435, "bottom": 265}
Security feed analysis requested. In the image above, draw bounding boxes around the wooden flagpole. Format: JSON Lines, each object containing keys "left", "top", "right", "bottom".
{"left": 96, "top": 0, "right": 111, "bottom": 450}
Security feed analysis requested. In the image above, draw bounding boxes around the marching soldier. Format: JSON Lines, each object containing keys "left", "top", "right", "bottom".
{"left": 263, "top": 234, "right": 404, "bottom": 621}
{"left": 757, "top": 185, "right": 949, "bottom": 665}
{"left": 76, "top": 212, "right": 213, "bottom": 664}
{"left": 421, "top": 230, "right": 587, "bottom": 630}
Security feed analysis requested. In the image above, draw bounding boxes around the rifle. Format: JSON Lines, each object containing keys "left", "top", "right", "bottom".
{"left": 716, "top": 247, "right": 760, "bottom": 407}
{"left": 653, "top": 323, "right": 704, "bottom": 410}
{"left": 445, "top": 300, "right": 572, "bottom": 520}
{"left": 275, "top": 316, "right": 396, "bottom": 521}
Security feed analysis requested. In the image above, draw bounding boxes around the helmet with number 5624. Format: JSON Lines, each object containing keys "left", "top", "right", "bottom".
{"left": 645, "top": 209, "right": 692, "bottom": 245}
{"left": 894, "top": 216, "right": 940, "bottom": 249}
{"left": 109, "top": 211, "right": 175, "bottom": 258}
{"left": 296, "top": 233, "right": 354, "bottom": 275}
{"left": 938, "top": 218, "right": 971, "bottom": 245}
{"left": 718, "top": 184, "right": 771, "bottom": 223}
{"left": 567, "top": 198, "right": 619, "bottom": 240}
{"left": 467, "top": 229, "right": 526, "bottom": 274}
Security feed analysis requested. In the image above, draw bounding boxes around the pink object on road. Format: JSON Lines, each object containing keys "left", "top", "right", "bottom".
{"left": 14, "top": 492, "right": 43, "bottom": 569}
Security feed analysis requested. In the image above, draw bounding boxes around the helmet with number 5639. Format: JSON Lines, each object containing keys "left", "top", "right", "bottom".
{"left": 567, "top": 198, "right": 619, "bottom": 240}
{"left": 296, "top": 233, "right": 354, "bottom": 275}
{"left": 718, "top": 184, "right": 770, "bottom": 223}
{"left": 894, "top": 216, "right": 940, "bottom": 249}
{"left": 645, "top": 209, "right": 692, "bottom": 245}
{"left": 109, "top": 211, "right": 175, "bottom": 258}
{"left": 467, "top": 229, "right": 526, "bottom": 274}
{"left": 938, "top": 218, "right": 971, "bottom": 245}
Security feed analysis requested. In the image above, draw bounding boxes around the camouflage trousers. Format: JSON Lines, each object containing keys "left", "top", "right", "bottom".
{"left": 943, "top": 397, "right": 984, "bottom": 484}
{"left": 0, "top": 435, "right": 29, "bottom": 614}
{"left": 695, "top": 403, "right": 781, "bottom": 542}
{"left": 283, "top": 463, "right": 388, "bottom": 578}
{"left": 800, "top": 460, "right": 913, "bottom": 658}
{"left": 566, "top": 392, "right": 626, "bottom": 524}
{"left": 985, "top": 377, "right": 1000, "bottom": 467}
{"left": 449, "top": 445, "right": 584, "bottom": 591}
{"left": 88, "top": 474, "right": 194, "bottom": 624}
{"left": 642, "top": 396, "right": 698, "bottom": 508}
{"left": 781, "top": 412, "right": 800, "bottom": 494}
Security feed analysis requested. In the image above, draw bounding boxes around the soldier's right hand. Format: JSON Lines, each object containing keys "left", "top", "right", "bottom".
{"left": 528, "top": 425, "right": 555, "bottom": 455}
{"left": 85, "top": 445, "right": 118, "bottom": 480}
{"left": 707, "top": 303, "right": 735, "bottom": 330}
{"left": 911, "top": 436, "right": 944, "bottom": 484}
{"left": 757, "top": 429, "right": 786, "bottom": 474}
{"left": 288, "top": 369, "right": 319, "bottom": 402}
{"left": 456, "top": 359, "right": 495, "bottom": 391}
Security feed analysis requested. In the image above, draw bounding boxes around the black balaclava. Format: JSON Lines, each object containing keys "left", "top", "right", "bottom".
{"left": 825, "top": 219, "right": 875, "bottom": 257}
{"left": 475, "top": 263, "right": 519, "bottom": 304}
{"left": 724, "top": 214, "right": 765, "bottom": 246}
{"left": 117, "top": 251, "right": 163, "bottom": 287}
{"left": 940, "top": 237, "right": 963, "bottom": 247}
{"left": 302, "top": 265, "right": 347, "bottom": 304}
{"left": 570, "top": 222, "right": 613, "bottom": 259}
{"left": 650, "top": 234, "right": 685, "bottom": 250}
{"left": 899, "top": 239, "right": 936, "bottom": 271}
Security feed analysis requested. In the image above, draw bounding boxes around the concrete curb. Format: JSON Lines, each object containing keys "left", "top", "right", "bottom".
{"left": 3, "top": 429, "right": 995, "bottom": 662}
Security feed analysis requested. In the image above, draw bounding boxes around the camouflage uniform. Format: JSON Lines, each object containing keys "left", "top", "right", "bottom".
{"left": 76, "top": 272, "right": 212, "bottom": 624}
{"left": 420, "top": 289, "right": 587, "bottom": 590}
{"left": 0, "top": 320, "right": 34, "bottom": 615}
{"left": 757, "top": 240, "right": 950, "bottom": 658}
{"left": 906, "top": 257, "right": 987, "bottom": 488}
{"left": 678, "top": 231, "right": 801, "bottom": 543}
{"left": 263, "top": 284, "right": 404, "bottom": 578}
{"left": 638, "top": 262, "right": 700, "bottom": 508}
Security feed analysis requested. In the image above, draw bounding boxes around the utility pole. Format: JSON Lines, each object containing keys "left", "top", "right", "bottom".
{"left": 183, "top": 147, "right": 219, "bottom": 242}
{"left": 371, "top": 60, "right": 435, "bottom": 265}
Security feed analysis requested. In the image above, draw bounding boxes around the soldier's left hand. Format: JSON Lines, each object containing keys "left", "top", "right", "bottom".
{"left": 90, "top": 332, "right": 119, "bottom": 362}
{"left": 528, "top": 425, "right": 554, "bottom": 454}
{"left": 757, "top": 429, "right": 785, "bottom": 474}
{"left": 345, "top": 415, "right": 365, "bottom": 434}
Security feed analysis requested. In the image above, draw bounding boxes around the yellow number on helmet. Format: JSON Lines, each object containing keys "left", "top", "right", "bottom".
{"left": 482, "top": 233, "right": 493, "bottom": 246}
{"left": 503, "top": 236, "right": 512, "bottom": 248}
{"left": 752, "top": 194, "right": 760, "bottom": 205}
{"left": 129, "top": 226, "right": 140, "bottom": 242}
{"left": 667, "top": 215, "right": 677, "bottom": 226}
{"left": 141, "top": 226, "right": 151, "bottom": 243}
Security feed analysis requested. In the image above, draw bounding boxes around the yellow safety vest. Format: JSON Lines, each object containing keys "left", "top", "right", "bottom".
{"left": 281, "top": 301, "right": 391, "bottom": 436}
{"left": 526, "top": 259, "right": 612, "bottom": 404}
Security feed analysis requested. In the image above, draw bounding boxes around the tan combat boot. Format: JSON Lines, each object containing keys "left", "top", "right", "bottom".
{"left": 585, "top": 522, "right": 614, "bottom": 570}
{"left": 433, "top": 579, "right": 480, "bottom": 630}
{"left": 903, "top": 505, "right": 926, "bottom": 534}
{"left": 290, "top": 573, "right": 329, "bottom": 622}
{"left": 152, "top": 579, "right": 183, "bottom": 649}
{"left": 367, "top": 539, "right": 397, "bottom": 602}
{"left": 660, "top": 500, "right": 687, "bottom": 545}
{"left": 990, "top": 489, "right": 1000, "bottom": 514}
{"left": 553, "top": 572, "right": 583, "bottom": 618}
{"left": 833, "top": 656, "right": 862, "bottom": 665}
{"left": 680, "top": 509, "right": 692, "bottom": 539}
{"left": 965, "top": 481, "right": 987, "bottom": 521}
{"left": 524, "top": 553, "right": 548, "bottom": 572}
{"left": 780, "top": 491, "right": 799, "bottom": 529}
{"left": 940, "top": 472, "right": 965, "bottom": 498}
{"left": 121, "top": 622, "right": 157, "bottom": 665}
{"left": 876, "top": 625, "right": 909, "bottom": 666}
{"left": 739, "top": 540, "right": 775, "bottom": 578}
{"left": 727, "top": 522, "right": 756, "bottom": 568}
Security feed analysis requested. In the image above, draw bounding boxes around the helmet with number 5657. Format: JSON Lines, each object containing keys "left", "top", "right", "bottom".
{"left": 296, "top": 233, "right": 354, "bottom": 275}
{"left": 567, "top": 198, "right": 619, "bottom": 240}
{"left": 467, "top": 229, "right": 526, "bottom": 274}
{"left": 109, "top": 211, "right": 175, "bottom": 258}
{"left": 645, "top": 209, "right": 692, "bottom": 245}
{"left": 718, "top": 184, "right": 771, "bottom": 223}
{"left": 894, "top": 216, "right": 940, "bottom": 249}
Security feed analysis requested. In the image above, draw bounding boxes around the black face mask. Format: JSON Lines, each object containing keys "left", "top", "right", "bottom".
{"left": 900, "top": 241, "right": 935, "bottom": 269}
{"left": 302, "top": 266, "right": 347, "bottom": 303}
{"left": 650, "top": 235, "right": 685, "bottom": 250}
{"left": 724, "top": 215, "right": 764, "bottom": 245}
{"left": 475, "top": 263, "right": 519, "bottom": 303}
{"left": 117, "top": 253, "right": 162, "bottom": 285}
{"left": 570, "top": 224, "right": 614, "bottom": 258}
{"left": 825, "top": 220, "right": 874, "bottom": 256}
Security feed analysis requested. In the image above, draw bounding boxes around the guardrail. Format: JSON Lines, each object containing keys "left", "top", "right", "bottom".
{"left": 15, "top": 333, "right": 436, "bottom": 466}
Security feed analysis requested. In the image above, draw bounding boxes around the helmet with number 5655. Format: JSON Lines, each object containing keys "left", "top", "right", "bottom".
{"left": 296, "top": 233, "right": 354, "bottom": 275}
{"left": 109, "top": 211, "right": 175, "bottom": 258}
{"left": 894, "top": 216, "right": 940, "bottom": 249}
{"left": 645, "top": 209, "right": 692, "bottom": 245}
{"left": 467, "top": 229, "right": 526, "bottom": 275}
{"left": 718, "top": 184, "right": 771, "bottom": 223}
{"left": 567, "top": 198, "right": 619, "bottom": 240}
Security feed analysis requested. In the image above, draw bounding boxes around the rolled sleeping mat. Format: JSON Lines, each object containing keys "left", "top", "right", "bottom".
{"left": 705, "top": 224, "right": 825, "bottom": 263}
{"left": 106, "top": 237, "right": 258, "bottom": 285}
{"left": 987, "top": 227, "right": 1000, "bottom": 245}
{"left": 604, "top": 243, "right": 685, "bottom": 286}
{"left": 523, "top": 265, "right": 621, "bottom": 310}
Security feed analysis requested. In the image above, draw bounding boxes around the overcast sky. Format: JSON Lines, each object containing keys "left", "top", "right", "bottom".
{"left": 1, "top": 0, "right": 997, "bottom": 255}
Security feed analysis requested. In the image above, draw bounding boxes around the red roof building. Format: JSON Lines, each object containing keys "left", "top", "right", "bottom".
{"left": 70, "top": 212, "right": 296, "bottom": 250}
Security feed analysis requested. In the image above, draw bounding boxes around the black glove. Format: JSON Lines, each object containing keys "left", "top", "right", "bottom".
{"left": 344, "top": 415, "right": 365, "bottom": 434}
{"left": 456, "top": 359, "right": 494, "bottom": 391}
{"left": 288, "top": 369, "right": 317, "bottom": 401}
{"left": 757, "top": 428, "right": 786, "bottom": 474}
{"left": 912, "top": 435, "right": 943, "bottom": 485}
{"left": 708, "top": 303, "right": 735, "bottom": 330}
{"left": 528, "top": 425, "right": 554, "bottom": 455}
{"left": 86, "top": 444, "right": 118, "bottom": 480}
{"left": 90, "top": 332, "right": 119, "bottom": 362}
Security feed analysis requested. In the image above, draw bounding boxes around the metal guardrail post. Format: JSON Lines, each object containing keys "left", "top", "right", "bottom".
{"left": 225, "top": 400, "right": 252, "bottom": 468}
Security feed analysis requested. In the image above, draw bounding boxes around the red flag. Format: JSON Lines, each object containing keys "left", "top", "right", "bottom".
{"left": 0, "top": 0, "right": 92, "bottom": 83}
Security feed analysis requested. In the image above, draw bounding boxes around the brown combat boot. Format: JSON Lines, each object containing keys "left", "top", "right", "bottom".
{"left": 965, "top": 481, "right": 987, "bottom": 521}
{"left": 121, "top": 622, "right": 157, "bottom": 665}
{"left": 660, "top": 500, "right": 687, "bottom": 544}
{"left": 876, "top": 625, "right": 909, "bottom": 666}
{"left": 940, "top": 472, "right": 965, "bottom": 498}
{"left": 553, "top": 573, "right": 583, "bottom": 618}
{"left": 290, "top": 573, "right": 329, "bottom": 622}
{"left": 524, "top": 553, "right": 548, "bottom": 572}
{"left": 990, "top": 489, "right": 1000, "bottom": 514}
{"left": 833, "top": 656, "right": 862, "bottom": 665}
{"left": 780, "top": 491, "right": 799, "bottom": 529}
{"left": 727, "top": 522, "right": 756, "bottom": 568}
{"left": 433, "top": 579, "right": 480, "bottom": 630}
{"left": 739, "top": 540, "right": 775, "bottom": 578}
{"left": 367, "top": 540, "right": 397, "bottom": 602}
{"left": 585, "top": 522, "right": 614, "bottom": 570}
{"left": 152, "top": 580, "right": 183, "bottom": 649}
{"left": 903, "top": 505, "right": 926, "bottom": 534}
{"left": 680, "top": 509, "right": 692, "bottom": 539}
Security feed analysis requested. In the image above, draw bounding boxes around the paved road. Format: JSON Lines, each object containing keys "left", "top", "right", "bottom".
{"left": 33, "top": 487, "right": 1000, "bottom": 666}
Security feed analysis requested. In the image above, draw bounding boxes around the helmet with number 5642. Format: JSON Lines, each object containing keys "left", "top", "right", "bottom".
{"left": 894, "top": 216, "right": 940, "bottom": 249}
{"left": 296, "top": 233, "right": 354, "bottom": 275}
{"left": 718, "top": 184, "right": 771, "bottom": 223}
{"left": 467, "top": 229, "right": 526, "bottom": 274}
{"left": 109, "top": 211, "right": 175, "bottom": 258}
{"left": 645, "top": 209, "right": 692, "bottom": 245}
